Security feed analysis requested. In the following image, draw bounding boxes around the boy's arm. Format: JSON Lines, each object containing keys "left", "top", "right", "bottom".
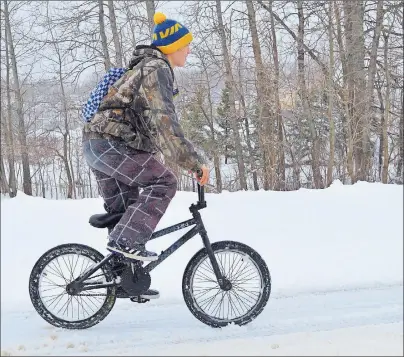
{"left": 142, "top": 65, "right": 204, "bottom": 172}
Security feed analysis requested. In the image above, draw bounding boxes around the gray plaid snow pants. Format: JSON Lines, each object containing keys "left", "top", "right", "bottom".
{"left": 82, "top": 138, "right": 177, "bottom": 248}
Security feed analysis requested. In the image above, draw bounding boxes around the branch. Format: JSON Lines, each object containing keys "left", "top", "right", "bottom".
{"left": 256, "top": 0, "right": 329, "bottom": 76}
{"left": 256, "top": 0, "right": 345, "bottom": 100}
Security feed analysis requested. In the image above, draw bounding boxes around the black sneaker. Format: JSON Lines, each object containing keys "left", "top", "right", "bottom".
{"left": 107, "top": 240, "right": 158, "bottom": 262}
{"left": 140, "top": 288, "right": 159, "bottom": 299}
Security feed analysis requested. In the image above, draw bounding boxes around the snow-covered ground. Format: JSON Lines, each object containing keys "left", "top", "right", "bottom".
{"left": 1, "top": 180, "right": 403, "bottom": 356}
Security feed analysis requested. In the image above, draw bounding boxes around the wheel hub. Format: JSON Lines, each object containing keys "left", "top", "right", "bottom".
{"left": 220, "top": 278, "right": 232, "bottom": 291}
{"left": 66, "top": 281, "right": 82, "bottom": 295}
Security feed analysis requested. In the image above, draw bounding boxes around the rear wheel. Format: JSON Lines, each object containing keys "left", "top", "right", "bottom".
{"left": 29, "top": 243, "right": 117, "bottom": 329}
{"left": 182, "top": 240, "right": 271, "bottom": 328}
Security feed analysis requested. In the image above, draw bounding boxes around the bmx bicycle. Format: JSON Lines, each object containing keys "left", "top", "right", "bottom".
{"left": 29, "top": 184, "right": 271, "bottom": 330}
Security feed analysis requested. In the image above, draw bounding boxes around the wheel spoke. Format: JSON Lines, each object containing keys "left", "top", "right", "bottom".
{"left": 211, "top": 291, "right": 226, "bottom": 319}
{"left": 75, "top": 295, "right": 92, "bottom": 319}
{"left": 193, "top": 286, "right": 220, "bottom": 299}
{"left": 228, "top": 290, "right": 242, "bottom": 318}
{"left": 233, "top": 266, "right": 257, "bottom": 282}
{"left": 230, "top": 287, "right": 257, "bottom": 306}
{"left": 194, "top": 270, "right": 217, "bottom": 283}
{"left": 229, "top": 257, "right": 246, "bottom": 283}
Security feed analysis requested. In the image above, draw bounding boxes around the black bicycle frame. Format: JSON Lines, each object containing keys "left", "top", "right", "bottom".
{"left": 73, "top": 185, "right": 227, "bottom": 291}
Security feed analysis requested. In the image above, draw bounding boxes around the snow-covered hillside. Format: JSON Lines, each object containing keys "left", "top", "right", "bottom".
{"left": 1, "top": 181, "right": 403, "bottom": 355}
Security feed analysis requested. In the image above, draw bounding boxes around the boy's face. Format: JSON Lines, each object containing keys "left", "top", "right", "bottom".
{"left": 168, "top": 44, "right": 191, "bottom": 67}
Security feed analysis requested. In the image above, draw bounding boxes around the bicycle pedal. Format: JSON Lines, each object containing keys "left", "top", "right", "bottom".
{"left": 130, "top": 296, "right": 150, "bottom": 303}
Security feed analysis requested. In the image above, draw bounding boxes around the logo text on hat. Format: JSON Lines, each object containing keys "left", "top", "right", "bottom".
{"left": 153, "top": 23, "right": 183, "bottom": 40}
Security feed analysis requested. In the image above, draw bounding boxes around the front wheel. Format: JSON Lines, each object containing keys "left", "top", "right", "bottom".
{"left": 29, "top": 243, "right": 117, "bottom": 329}
{"left": 182, "top": 240, "right": 271, "bottom": 328}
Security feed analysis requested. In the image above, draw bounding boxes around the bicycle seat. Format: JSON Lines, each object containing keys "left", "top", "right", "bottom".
{"left": 89, "top": 212, "right": 123, "bottom": 228}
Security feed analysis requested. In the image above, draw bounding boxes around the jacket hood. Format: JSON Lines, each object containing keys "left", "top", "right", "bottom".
{"left": 128, "top": 45, "right": 170, "bottom": 70}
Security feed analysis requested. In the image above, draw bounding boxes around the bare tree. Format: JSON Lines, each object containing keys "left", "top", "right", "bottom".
{"left": 326, "top": 1, "right": 335, "bottom": 187}
{"left": 1, "top": 0, "right": 402, "bottom": 198}
{"left": 245, "top": 0, "right": 274, "bottom": 190}
{"left": 296, "top": 0, "right": 323, "bottom": 189}
{"left": 108, "top": 0, "right": 124, "bottom": 67}
{"left": 215, "top": 0, "right": 247, "bottom": 190}
{"left": 268, "top": 0, "right": 286, "bottom": 190}
{"left": 3, "top": 0, "right": 32, "bottom": 195}
{"left": 98, "top": 0, "right": 112, "bottom": 69}
{"left": 1, "top": 21, "right": 17, "bottom": 197}
{"left": 145, "top": 0, "right": 156, "bottom": 37}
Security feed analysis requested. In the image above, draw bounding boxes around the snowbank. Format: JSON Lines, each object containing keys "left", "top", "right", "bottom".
{"left": 1, "top": 181, "right": 403, "bottom": 311}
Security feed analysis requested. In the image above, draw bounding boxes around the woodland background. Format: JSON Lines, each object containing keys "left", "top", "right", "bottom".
{"left": 1, "top": 0, "right": 403, "bottom": 199}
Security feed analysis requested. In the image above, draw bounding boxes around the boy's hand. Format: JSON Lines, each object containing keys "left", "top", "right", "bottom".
{"left": 195, "top": 166, "right": 209, "bottom": 186}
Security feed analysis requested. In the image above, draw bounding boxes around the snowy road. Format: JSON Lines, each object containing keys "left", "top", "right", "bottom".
{"left": 2, "top": 183, "right": 403, "bottom": 355}
{"left": 2, "top": 284, "right": 402, "bottom": 356}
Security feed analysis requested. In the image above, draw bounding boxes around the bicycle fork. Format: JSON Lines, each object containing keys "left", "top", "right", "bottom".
{"left": 196, "top": 214, "right": 232, "bottom": 291}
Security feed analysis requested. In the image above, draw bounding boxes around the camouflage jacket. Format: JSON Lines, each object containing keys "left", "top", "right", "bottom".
{"left": 83, "top": 46, "right": 203, "bottom": 172}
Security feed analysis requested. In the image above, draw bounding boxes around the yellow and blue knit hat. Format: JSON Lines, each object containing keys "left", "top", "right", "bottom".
{"left": 151, "top": 12, "right": 193, "bottom": 54}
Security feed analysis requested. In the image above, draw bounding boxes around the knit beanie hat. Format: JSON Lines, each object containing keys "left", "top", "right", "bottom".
{"left": 151, "top": 12, "right": 193, "bottom": 54}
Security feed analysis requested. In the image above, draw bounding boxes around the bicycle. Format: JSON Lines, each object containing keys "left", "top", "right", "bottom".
{"left": 29, "top": 184, "right": 271, "bottom": 330}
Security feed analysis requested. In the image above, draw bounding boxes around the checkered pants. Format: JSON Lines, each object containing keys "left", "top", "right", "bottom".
{"left": 83, "top": 139, "right": 177, "bottom": 248}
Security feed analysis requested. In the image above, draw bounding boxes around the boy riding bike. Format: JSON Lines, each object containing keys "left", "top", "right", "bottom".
{"left": 82, "top": 12, "right": 209, "bottom": 270}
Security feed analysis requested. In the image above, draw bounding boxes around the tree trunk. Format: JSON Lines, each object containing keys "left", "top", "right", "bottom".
{"left": 343, "top": 0, "right": 367, "bottom": 182}
{"left": 334, "top": 1, "right": 354, "bottom": 183}
{"left": 397, "top": 89, "right": 404, "bottom": 183}
{"left": 123, "top": 1, "right": 137, "bottom": 50}
{"left": 4, "top": 0, "right": 32, "bottom": 195}
{"left": 244, "top": 116, "right": 259, "bottom": 190}
{"left": 201, "top": 105, "right": 223, "bottom": 193}
{"left": 0, "top": 155, "right": 10, "bottom": 194}
{"left": 215, "top": 0, "right": 247, "bottom": 190}
{"left": 376, "top": 74, "right": 385, "bottom": 180}
{"left": 44, "top": 0, "right": 75, "bottom": 200}
{"left": 98, "top": 0, "right": 112, "bottom": 69}
{"left": 297, "top": 0, "right": 323, "bottom": 189}
{"left": 326, "top": 1, "right": 335, "bottom": 187}
{"left": 269, "top": 0, "right": 285, "bottom": 190}
{"left": 236, "top": 52, "right": 259, "bottom": 190}
{"left": 107, "top": 0, "right": 123, "bottom": 67}
{"left": 381, "top": 31, "right": 390, "bottom": 184}
{"left": 38, "top": 165, "right": 46, "bottom": 198}
{"left": 199, "top": 54, "right": 223, "bottom": 193}
{"left": 366, "top": 0, "right": 385, "bottom": 181}
{"left": 3, "top": 23, "right": 17, "bottom": 197}
{"left": 68, "top": 132, "right": 76, "bottom": 198}
{"left": 145, "top": 0, "right": 156, "bottom": 37}
{"left": 365, "top": 0, "right": 384, "bottom": 111}
{"left": 245, "top": 0, "right": 273, "bottom": 190}
{"left": 52, "top": 159, "right": 58, "bottom": 199}
{"left": 76, "top": 146, "right": 82, "bottom": 198}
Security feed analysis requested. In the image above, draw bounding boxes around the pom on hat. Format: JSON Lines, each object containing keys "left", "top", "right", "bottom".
{"left": 154, "top": 12, "right": 166, "bottom": 25}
